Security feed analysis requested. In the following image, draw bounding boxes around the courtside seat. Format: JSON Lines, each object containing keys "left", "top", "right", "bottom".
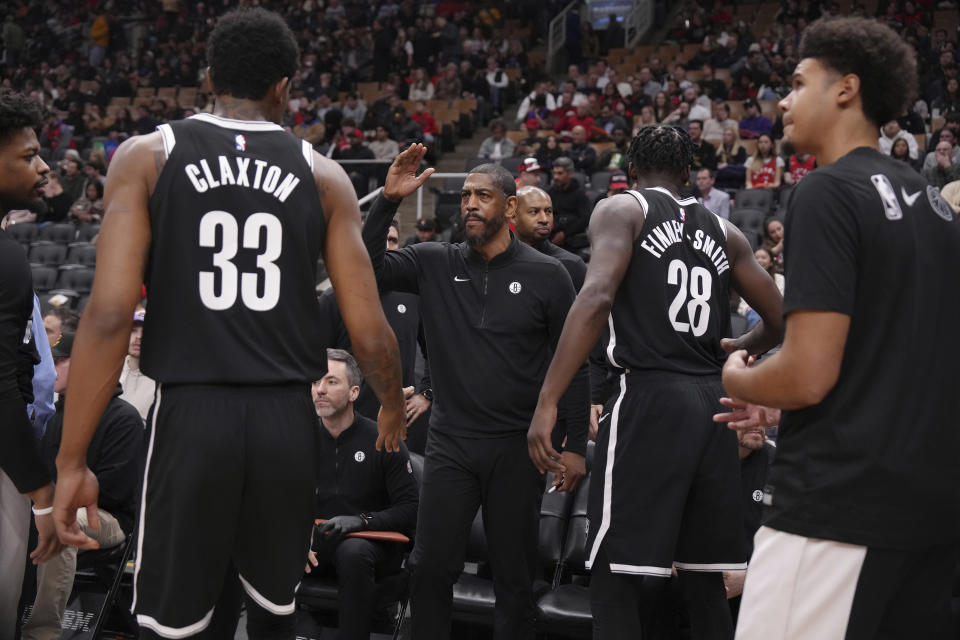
{"left": 535, "top": 472, "right": 593, "bottom": 637}
{"left": 37, "top": 222, "right": 77, "bottom": 244}
{"left": 7, "top": 221, "right": 38, "bottom": 246}
{"left": 729, "top": 207, "right": 766, "bottom": 250}
{"left": 29, "top": 241, "right": 67, "bottom": 266}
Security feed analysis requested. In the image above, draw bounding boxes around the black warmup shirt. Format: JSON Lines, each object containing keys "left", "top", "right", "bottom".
{"left": 532, "top": 238, "right": 587, "bottom": 290}
{"left": 142, "top": 114, "right": 330, "bottom": 384}
{"left": 606, "top": 188, "right": 732, "bottom": 375}
{"left": 0, "top": 230, "right": 49, "bottom": 493}
{"left": 764, "top": 147, "right": 960, "bottom": 548}
{"left": 319, "top": 287, "right": 424, "bottom": 419}
{"left": 315, "top": 414, "right": 419, "bottom": 535}
{"left": 363, "top": 195, "right": 589, "bottom": 455}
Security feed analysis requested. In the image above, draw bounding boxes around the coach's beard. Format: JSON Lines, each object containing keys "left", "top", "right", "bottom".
{"left": 464, "top": 212, "right": 506, "bottom": 248}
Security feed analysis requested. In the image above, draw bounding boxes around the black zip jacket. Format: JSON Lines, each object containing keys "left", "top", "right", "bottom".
{"left": 315, "top": 414, "right": 419, "bottom": 535}
{"left": 363, "top": 195, "right": 589, "bottom": 455}
{"left": 41, "top": 385, "right": 143, "bottom": 533}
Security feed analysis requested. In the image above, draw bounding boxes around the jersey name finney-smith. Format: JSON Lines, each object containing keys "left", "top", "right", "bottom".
{"left": 639, "top": 219, "right": 730, "bottom": 275}
{"left": 183, "top": 155, "right": 301, "bottom": 203}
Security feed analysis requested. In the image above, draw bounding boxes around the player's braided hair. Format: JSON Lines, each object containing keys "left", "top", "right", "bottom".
{"left": 626, "top": 125, "right": 694, "bottom": 180}
{"left": 0, "top": 90, "right": 44, "bottom": 146}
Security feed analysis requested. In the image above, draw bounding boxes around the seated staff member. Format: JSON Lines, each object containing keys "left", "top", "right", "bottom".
{"left": 307, "top": 349, "right": 418, "bottom": 640}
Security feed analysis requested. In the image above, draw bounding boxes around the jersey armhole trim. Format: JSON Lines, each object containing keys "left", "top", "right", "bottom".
{"left": 301, "top": 139, "right": 314, "bottom": 171}
{"left": 715, "top": 213, "right": 728, "bottom": 239}
{"left": 625, "top": 189, "right": 649, "bottom": 215}
{"left": 157, "top": 123, "right": 175, "bottom": 159}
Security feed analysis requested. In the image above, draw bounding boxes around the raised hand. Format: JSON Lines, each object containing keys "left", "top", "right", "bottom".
{"left": 383, "top": 143, "right": 435, "bottom": 203}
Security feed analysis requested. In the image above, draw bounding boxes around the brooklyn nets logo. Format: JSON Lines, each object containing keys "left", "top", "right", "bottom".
{"left": 509, "top": 282, "right": 522, "bottom": 294}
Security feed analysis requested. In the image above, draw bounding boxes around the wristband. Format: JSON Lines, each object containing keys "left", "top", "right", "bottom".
{"left": 32, "top": 505, "right": 53, "bottom": 516}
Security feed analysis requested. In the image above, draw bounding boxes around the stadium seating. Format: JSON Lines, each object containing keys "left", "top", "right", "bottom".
{"left": 66, "top": 242, "right": 98, "bottom": 267}
{"left": 7, "top": 221, "right": 38, "bottom": 246}
{"left": 55, "top": 265, "right": 96, "bottom": 293}
{"left": 729, "top": 208, "right": 766, "bottom": 250}
{"left": 37, "top": 222, "right": 77, "bottom": 244}
{"left": 29, "top": 241, "right": 68, "bottom": 266}
{"left": 30, "top": 264, "right": 58, "bottom": 292}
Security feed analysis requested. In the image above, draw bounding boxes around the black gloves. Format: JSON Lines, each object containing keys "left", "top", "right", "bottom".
{"left": 317, "top": 515, "right": 366, "bottom": 544}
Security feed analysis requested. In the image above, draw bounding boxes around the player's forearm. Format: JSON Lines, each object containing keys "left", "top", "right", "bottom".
{"left": 57, "top": 308, "right": 132, "bottom": 471}
{"left": 559, "top": 363, "right": 590, "bottom": 456}
{"left": 722, "top": 350, "right": 821, "bottom": 410}
{"left": 538, "top": 286, "right": 612, "bottom": 408}
{"left": 731, "top": 318, "right": 782, "bottom": 356}
{"left": 352, "top": 328, "right": 405, "bottom": 413}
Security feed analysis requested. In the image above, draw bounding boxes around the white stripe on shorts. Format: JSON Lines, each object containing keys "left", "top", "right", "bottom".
{"left": 131, "top": 384, "right": 161, "bottom": 613}
{"left": 735, "top": 526, "right": 867, "bottom": 640}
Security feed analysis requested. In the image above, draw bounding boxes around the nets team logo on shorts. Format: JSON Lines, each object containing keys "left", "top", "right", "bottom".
{"left": 235, "top": 134, "right": 246, "bottom": 152}
{"left": 397, "top": 304, "right": 407, "bottom": 314}
{"left": 354, "top": 451, "right": 365, "bottom": 462}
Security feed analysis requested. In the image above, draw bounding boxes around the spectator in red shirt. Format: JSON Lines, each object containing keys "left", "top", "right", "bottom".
{"left": 410, "top": 101, "right": 438, "bottom": 146}
{"left": 554, "top": 104, "right": 595, "bottom": 136}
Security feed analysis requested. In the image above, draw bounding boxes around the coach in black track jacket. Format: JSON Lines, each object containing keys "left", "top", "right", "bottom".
{"left": 362, "top": 145, "right": 588, "bottom": 640}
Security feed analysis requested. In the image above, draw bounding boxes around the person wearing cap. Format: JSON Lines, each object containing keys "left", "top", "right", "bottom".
{"left": 21, "top": 331, "right": 143, "bottom": 640}
{"left": 732, "top": 42, "right": 771, "bottom": 89}
{"left": 591, "top": 172, "right": 631, "bottom": 207}
{"left": 738, "top": 98, "right": 772, "bottom": 140}
{"left": 403, "top": 217, "right": 438, "bottom": 248}
{"left": 516, "top": 158, "right": 544, "bottom": 189}
{"left": 118, "top": 309, "right": 155, "bottom": 421}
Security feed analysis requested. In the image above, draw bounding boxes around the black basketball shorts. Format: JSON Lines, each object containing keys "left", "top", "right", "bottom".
{"left": 585, "top": 370, "right": 748, "bottom": 577}
{"left": 131, "top": 383, "right": 318, "bottom": 637}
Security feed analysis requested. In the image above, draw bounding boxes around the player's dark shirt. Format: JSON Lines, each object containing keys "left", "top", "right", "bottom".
{"left": 142, "top": 114, "right": 330, "bottom": 384}
{"left": 764, "top": 147, "right": 960, "bottom": 548}
{"left": 606, "top": 188, "right": 732, "bottom": 375}
{"left": 363, "top": 195, "right": 589, "bottom": 455}
{"left": 0, "top": 230, "right": 49, "bottom": 493}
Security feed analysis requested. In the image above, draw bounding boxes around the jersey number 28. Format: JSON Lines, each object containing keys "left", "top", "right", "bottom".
{"left": 199, "top": 211, "right": 282, "bottom": 311}
{"left": 667, "top": 259, "right": 712, "bottom": 337}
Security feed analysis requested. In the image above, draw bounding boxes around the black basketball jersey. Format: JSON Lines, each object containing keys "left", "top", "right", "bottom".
{"left": 606, "top": 187, "right": 732, "bottom": 375}
{"left": 141, "top": 114, "right": 330, "bottom": 384}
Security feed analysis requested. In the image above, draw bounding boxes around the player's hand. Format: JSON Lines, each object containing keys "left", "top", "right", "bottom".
{"left": 588, "top": 404, "right": 603, "bottom": 442}
{"left": 52, "top": 465, "right": 101, "bottom": 550}
{"left": 376, "top": 401, "right": 407, "bottom": 453}
{"left": 405, "top": 390, "right": 431, "bottom": 427}
{"left": 305, "top": 549, "right": 318, "bottom": 574}
{"left": 528, "top": 404, "right": 564, "bottom": 475}
{"left": 383, "top": 143, "right": 435, "bottom": 202}
{"left": 555, "top": 451, "right": 585, "bottom": 493}
{"left": 713, "top": 397, "right": 781, "bottom": 431}
{"left": 723, "top": 570, "right": 746, "bottom": 599}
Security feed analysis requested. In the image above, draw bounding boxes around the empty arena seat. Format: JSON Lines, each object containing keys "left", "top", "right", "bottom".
{"left": 728, "top": 207, "right": 766, "bottom": 250}
{"left": 38, "top": 222, "right": 77, "bottom": 244}
{"left": 29, "top": 241, "right": 68, "bottom": 266}
{"left": 535, "top": 473, "right": 593, "bottom": 637}
{"left": 733, "top": 188, "right": 774, "bottom": 214}
{"left": 31, "top": 264, "right": 58, "bottom": 292}
{"left": 77, "top": 222, "right": 101, "bottom": 242}
{"left": 66, "top": 242, "right": 97, "bottom": 266}
{"left": 56, "top": 265, "right": 96, "bottom": 293}
{"left": 7, "top": 221, "right": 38, "bottom": 246}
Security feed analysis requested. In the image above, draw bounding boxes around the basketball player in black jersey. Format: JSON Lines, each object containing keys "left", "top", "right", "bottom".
{"left": 529, "top": 125, "right": 783, "bottom": 640}
{"left": 51, "top": 9, "right": 405, "bottom": 639}
{"left": 716, "top": 18, "right": 960, "bottom": 639}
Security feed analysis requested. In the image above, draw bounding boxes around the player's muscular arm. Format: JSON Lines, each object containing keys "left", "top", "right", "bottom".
{"left": 529, "top": 195, "right": 642, "bottom": 473}
{"left": 723, "top": 221, "right": 783, "bottom": 355}
{"left": 722, "top": 310, "right": 850, "bottom": 410}
{"left": 314, "top": 154, "right": 406, "bottom": 451}
{"left": 55, "top": 133, "right": 160, "bottom": 548}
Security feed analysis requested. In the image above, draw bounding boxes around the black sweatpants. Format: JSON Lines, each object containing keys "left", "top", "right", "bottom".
{"left": 312, "top": 537, "right": 403, "bottom": 640}
{"left": 409, "top": 428, "right": 542, "bottom": 640}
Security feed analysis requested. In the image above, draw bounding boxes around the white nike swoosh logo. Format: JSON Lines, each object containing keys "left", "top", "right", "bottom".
{"left": 599, "top": 413, "right": 610, "bottom": 423}
{"left": 454, "top": 276, "right": 470, "bottom": 282}
{"left": 902, "top": 187, "right": 922, "bottom": 207}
